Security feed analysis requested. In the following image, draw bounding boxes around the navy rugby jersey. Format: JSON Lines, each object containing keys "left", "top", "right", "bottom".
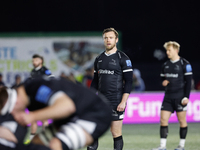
{"left": 30, "top": 66, "right": 52, "bottom": 78}
{"left": 160, "top": 57, "right": 192, "bottom": 98}
{"left": 92, "top": 50, "right": 133, "bottom": 106}
{"left": 25, "top": 77, "right": 109, "bottom": 117}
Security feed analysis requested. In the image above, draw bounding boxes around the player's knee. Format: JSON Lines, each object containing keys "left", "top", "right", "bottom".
{"left": 110, "top": 128, "right": 121, "bottom": 137}
{"left": 178, "top": 118, "right": 187, "bottom": 127}
{"left": 49, "top": 138, "right": 62, "bottom": 150}
{"left": 160, "top": 117, "right": 168, "bottom": 125}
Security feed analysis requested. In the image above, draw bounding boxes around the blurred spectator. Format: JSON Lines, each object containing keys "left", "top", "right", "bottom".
{"left": 0, "top": 73, "right": 5, "bottom": 87}
{"left": 67, "top": 72, "right": 81, "bottom": 84}
{"left": 11, "top": 74, "right": 21, "bottom": 88}
{"left": 82, "top": 68, "right": 94, "bottom": 88}
{"left": 132, "top": 69, "right": 145, "bottom": 92}
{"left": 60, "top": 71, "right": 68, "bottom": 78}
{"left": 60, "top": 71, "right": 80, "bottom": 84}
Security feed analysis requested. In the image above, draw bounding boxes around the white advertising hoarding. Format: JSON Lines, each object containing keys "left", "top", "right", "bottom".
{"left": 0, "top": 35, "right": 104, "bottom": 86}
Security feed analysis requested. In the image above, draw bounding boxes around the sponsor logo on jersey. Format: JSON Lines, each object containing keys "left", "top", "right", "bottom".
{"left": 186, "top": 64, "right": 192, "bottom": 72}
{"left": 98, "top": 69, "right": 114, "bottom": 74}
{"left": 126, "top": 60, "right": 132, "bottom": 67}
{"left": 165, "top": 73, "right": 178, "bottom": 78}
{"left": 98, "top": 60, "right": 102, "bottom": 62}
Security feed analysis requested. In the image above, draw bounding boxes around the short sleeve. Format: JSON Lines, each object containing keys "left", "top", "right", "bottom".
{"left": 120, "top": 53, "right": 133, "bottom": 73}
{"left": 183, "top": 63, "right": 193, "bottom": 76}
{"left": 25, "top": 78, "right": 61, "bottom": 106}
{"left": 45, "top": 69, "right": 52, "bottom": 75}
{"left": 34, "top": 85, "right": 54, "bottom": 104}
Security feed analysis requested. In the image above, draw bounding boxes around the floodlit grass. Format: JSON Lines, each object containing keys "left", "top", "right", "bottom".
{"left": 26, "top": 123, "right": 199, "bottom": 150}
{"left": 81, "top": 123, "right": 200, "bottom": 150}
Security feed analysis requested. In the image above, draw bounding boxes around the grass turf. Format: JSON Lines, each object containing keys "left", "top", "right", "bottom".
{"left": 81, "top": 123, "right": 200, "bottom": 150}
{"left": 26, "top": 123, "right": 199, "bottom": 150}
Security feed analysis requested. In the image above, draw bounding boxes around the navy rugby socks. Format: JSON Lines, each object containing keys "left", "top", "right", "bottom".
{"left": 114, "top": 135, "right": 123, "bottom": 150}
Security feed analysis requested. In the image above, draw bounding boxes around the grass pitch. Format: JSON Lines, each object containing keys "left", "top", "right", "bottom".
{"left": 27, "top": 123, "right": 199, "bottom": 150}
{"left": 81, "top": 123, "right": 200, "bottom": 150}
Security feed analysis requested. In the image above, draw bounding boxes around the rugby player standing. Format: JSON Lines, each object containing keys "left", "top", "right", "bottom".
{"left": 88, "top": 28, "right": 133, "bottom": 150}
{"left": 152, "top": 41, "right": 193, "bottom": 150}
{"left": 30, "top": 54, "right": 53, "bottom": 78}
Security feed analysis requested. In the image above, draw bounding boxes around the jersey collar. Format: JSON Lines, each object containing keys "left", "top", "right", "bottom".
{"left": 170, "top": 58, "right": 180, "bottom": 63}
{"left": 35, "top": 66, "right": 42, "bottom": 71}
{"left": 104, "top": 51, "right": 117, "bottom": 56}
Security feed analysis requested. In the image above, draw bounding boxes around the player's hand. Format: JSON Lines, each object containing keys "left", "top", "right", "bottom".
{"left": 117, "top": 102, "right": 126, "bottom": 112}
{"left": 12, "top": 111, "right": 35, "bottom": 126}
{"left": 181, "top": 97, "right": 189, "bottom": 105}
{"left": 162, "top": 80, "right": 169, "bottom": 87}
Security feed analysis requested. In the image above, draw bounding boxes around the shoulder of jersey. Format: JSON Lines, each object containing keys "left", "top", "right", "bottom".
{"left": 117, "top": 50, "right": 130, "bottom": 59}
{"left": 42, "top": 66, "right": 49, "bottom": 70}
{"left": 96, "top": 52, "right": 105, "bottom": 59}
{"left": 163, "top": 60, "right": 170, "bottom": 65}
{"left": 180, "top": 57, "right": 190, "bottom": 64}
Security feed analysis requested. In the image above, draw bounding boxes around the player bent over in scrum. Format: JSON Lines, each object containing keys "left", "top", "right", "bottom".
{"left": 13, "top": 76, "right": 112, "bottom": 150}
{"left": 0, "top": 87, "right": 51, "bottom": 150}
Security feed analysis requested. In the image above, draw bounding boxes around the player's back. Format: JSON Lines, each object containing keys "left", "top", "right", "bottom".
{"left": 25, "top": 77, "right": 111, "bottom": 116}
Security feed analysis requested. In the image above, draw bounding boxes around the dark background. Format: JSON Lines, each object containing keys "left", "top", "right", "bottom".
{"left": 0, "top": 0, "right": 199, "bottom": 91}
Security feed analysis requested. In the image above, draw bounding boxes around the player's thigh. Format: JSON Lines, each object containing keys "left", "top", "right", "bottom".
{"left": 110, "top": 120, "right": 123, "bottom": 137}
{"left": 160, "top": 110, "right": 172, "bottom": 125}
{"left": 176, "top": 111, "right": 187, "bottom": 127}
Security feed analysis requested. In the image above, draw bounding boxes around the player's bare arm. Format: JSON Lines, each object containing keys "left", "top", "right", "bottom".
{"left": 14, "top": 94, "right": 76, "bottom": 126}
